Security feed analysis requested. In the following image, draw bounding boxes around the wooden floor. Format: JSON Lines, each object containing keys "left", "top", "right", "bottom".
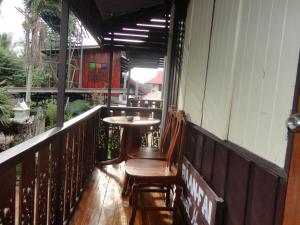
{"left": 69, "top": 163, "right": 184, "bottom": 225}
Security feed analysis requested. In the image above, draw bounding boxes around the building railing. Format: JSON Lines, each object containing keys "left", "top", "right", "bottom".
{"left": 0, "top": 105, "right": 101, "bottom": 225}
{"left": 0, "top": 104, "right": 162, "bottom": 225}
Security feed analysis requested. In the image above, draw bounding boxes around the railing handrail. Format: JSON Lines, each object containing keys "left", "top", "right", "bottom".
{"left": 108, "top": 105, "right": 162, "bottom": 112}
{"left": 0, "top": 105, "right": 102, "bottom": 171}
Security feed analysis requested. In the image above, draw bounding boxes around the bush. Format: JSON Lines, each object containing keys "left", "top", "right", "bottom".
{"left": 0, "top": 87, "right": 13, "bottom": 126}
{"left": 66, "top": 99, "right": 90, "bottom": 117}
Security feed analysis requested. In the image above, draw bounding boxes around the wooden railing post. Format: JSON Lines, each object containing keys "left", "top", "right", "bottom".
{"left": 56, "top": 0, "right": 70, "bottom": 127}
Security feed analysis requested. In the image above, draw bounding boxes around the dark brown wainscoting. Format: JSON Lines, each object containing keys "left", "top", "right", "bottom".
{"left": 183, "top": 121, "right": 287, "bottom": 225}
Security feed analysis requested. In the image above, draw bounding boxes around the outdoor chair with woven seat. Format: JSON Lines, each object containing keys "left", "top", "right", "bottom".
{"left": 124, "top": 111, "right": 186, "bottom": 225}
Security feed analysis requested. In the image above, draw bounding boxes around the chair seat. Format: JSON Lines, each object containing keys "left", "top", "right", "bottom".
{"left": 127, "top": 147, "right": 166, "bottom": 160}
{"left": 125, "top": 159, "right": 177, "bottom": 178}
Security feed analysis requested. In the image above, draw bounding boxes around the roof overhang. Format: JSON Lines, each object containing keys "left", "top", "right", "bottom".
{"left": 69, "top": 0, "right": 171, "bottom": 68}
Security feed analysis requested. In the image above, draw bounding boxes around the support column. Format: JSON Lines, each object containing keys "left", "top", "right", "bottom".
{"left": 161, "top": 2, "right": 175, "bottom": 129}
{"left": 56, "top": 0, "right": 70, "bottom": 127}
{"left": 126, "top": 67, "right": 132, "bottom": 106}
{"left": 107, "top": 49, "right": 113, "bottom": 109}
{"left": 79, "top": 45, "right": 83, "bottom": 88}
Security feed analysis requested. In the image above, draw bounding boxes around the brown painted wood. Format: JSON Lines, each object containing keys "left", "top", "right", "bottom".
{"left": 224, "top": 153, "right": 250, "bottom": 225}
{"left": 183, "top": 120, "right": 288, "bottom": 225}
{"left": 19, "top": 154, "right": 35, "bottom": 225}
{"left": 64, "top": 132, "right": 73, "bottom": 219}
{"left": 211, "top": 144, "right": 229, "bottom": 198}
{"left": 201, "top": 137, "right": 215, "bottom": 184}
{"left": 274, "top": 179, "right": 287, "bottom": 225}
{"left": 245, "top": 165, "right": 278, "bottom": 225}
{"left": 125, "top": 112, "right": 186, "bottom": 225}
{"left": 71, "top": 127, "right": 79, "bottom": 208}
{"left": 128, "top": 107, "right": 176, "bottom": 160}
{"left": 193, "top": 134, "right": 205, "bottom": 173}
{"left": 69, "top": 164, "right": 186, "bottom": 225}
{"left": 36, "top": 144, "right": 50, "bottom": 225}
{"left": 0, "top": 167, "right": 16, "bottom": 225}
{"left": 283, "top": 58, "right": 300, "bottom": 225}
{"left": 49, "top": 138, "right": 64, "bottom": 225}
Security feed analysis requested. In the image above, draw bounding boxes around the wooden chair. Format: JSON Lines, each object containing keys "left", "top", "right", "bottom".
{"left": 121, "top": 107, "right": 176, "bottom": 195}
{"left": 124, "top": 111, "right": 186, "bottom": 225}
{"left": 127, "top": 106, "right": 176, "bottom": 160}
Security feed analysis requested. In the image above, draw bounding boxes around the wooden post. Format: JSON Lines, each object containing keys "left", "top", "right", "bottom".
{"left": 56, "top": 0, "right": 70, "bottom": 127}
{"left": 161, "top": 2, "right": 175, "bottom": 131}
{"left": 126, "top": 67, "right": 132, "bottom": 106}
{"left": 107, "top": 48, "right": 113, "bottom": 109}
{"left": 79, "top": 46, "right": 83, "bottom": 88}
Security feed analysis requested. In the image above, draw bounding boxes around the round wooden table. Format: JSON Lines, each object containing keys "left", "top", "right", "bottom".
{"left": 99, "top": 116, "right": 160, "bottom": 166}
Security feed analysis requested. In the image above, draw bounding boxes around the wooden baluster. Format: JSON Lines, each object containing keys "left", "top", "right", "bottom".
{"left": 99, "top": 108, "right": 108, "bottom": 161}
{"left": 91, "top": 115, "right": 98, "bottom": 168}
{"left": 36, "top": 145, "right": 50, "bottom": 225}
{"left": 71, "top": 127, "right": 79, "bottom": 209}
{"left": 94, "top": 113, "right": 100, "bottom": 166}
{"left": 82, "top": 122, "right": 90, "bottom": 183}
{"left": 19, "top": 154, "right": 35, "bottom": 225}
{"left": 90, "top": 118, "right": 96, "bottom": 172}
{"left": 0, "top": 167, "right": 16, "bottom": 225}
{"left": 49, "top": 139, "right": 64, "bottom": 225}
{"left": 77, "top": 123, "right": 84, "bottom": 192}
{"left": 64, "top": 132, "right": 73, "bottom": 220}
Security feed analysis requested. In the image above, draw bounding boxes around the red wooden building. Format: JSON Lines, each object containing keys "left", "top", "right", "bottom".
{"left": 45, "top": 46, "right": 122, "bottom": 90}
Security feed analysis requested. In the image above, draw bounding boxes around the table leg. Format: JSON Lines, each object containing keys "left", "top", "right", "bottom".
{"left": 98, "top": 127, "right": 128, "bottom": 166}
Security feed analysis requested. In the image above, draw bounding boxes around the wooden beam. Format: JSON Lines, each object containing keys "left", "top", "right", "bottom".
{"left": 56, "top": 0, "right": 70, "bottom": 127}
{"left": 107, "top": 44, "right": 114, "bottom": 109}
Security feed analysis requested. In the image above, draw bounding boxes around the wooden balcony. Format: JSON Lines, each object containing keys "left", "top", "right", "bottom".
{"left": 0, "top": 104, "right": 184, "bottom": 225}
{"left": 69, "top": 164, "right": 185, "bottom": 225}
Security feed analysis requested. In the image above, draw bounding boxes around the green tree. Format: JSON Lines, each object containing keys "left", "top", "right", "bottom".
{"left": 0, "top": 33, "right": 12, "bottom": 50}
{"left": 0, "top": 84, "right": 13, "bottom": 126}
{"left": 0, "top": 33, "right": 26, "bottom": 86}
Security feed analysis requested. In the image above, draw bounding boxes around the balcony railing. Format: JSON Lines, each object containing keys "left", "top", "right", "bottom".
{"left": 0, "top": 104, "right": 162, "bottom": 225}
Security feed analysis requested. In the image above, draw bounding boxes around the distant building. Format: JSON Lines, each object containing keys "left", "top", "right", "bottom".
{"left": 43, "top": 46, "right": 122, "bottom": 90}
{"left": 144, "top": 70, "right": 163, "bottom": 92}
{"left": 142, "top": 70, "right": 163, "bottom": 100}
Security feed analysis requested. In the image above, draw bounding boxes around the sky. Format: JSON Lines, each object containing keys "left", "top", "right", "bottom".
{"left": 131, "top": 67, "right": 161, "bottom": 83}
{"left": 0, "top": 0, "right": 161, "bottom": 82}
{"left": 0, "top": 0, "right": 25, "bottom": 45}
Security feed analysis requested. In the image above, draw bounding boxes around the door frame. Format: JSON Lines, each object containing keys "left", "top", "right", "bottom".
{"left": 283, "top": 52, "right": 300, "bottom": 225}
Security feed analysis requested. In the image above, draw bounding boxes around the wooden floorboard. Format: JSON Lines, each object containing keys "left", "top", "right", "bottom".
{"left": 68, "top": 163, "right": 184, "bottom": 225}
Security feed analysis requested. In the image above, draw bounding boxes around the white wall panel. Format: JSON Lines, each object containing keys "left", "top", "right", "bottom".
{"left": 177, "top": 1, "right": 193, "bottom": 110}
{"left": 181, "top": 0, "right": 214, "bottom": 125}
{"left": 179, "top": 0, "right": 300, "bottom": 167}
{"left": 202, "top": 0, "right": 242, "bottom": 139}
{"left": 228, "top": 0, "right": 300, "bottom": 167}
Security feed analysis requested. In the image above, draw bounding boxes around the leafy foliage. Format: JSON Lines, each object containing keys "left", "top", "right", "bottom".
{"left": 39, "top": 99, "right": 90, "bottom": 130}
{"left": 0, "top": 33, "right": 12, "bottom": 50}
{"left": 44, "top": 99, "right": 57, "bottom": 130}
{"left": 66, "top": 99, "right": 90, "bottom": 117}
{"left": 0, "top": 86, "right": 13, "bottom": 126}
{"left": 0, "top": 36, "right": 26, "bottom": 86}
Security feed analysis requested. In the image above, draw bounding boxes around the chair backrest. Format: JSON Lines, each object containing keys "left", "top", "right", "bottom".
{"left": 165, "top": 111, "right": 186, "bottom": 174}
{"left": 159, "top": 106, "right": 176, "bottom": 153}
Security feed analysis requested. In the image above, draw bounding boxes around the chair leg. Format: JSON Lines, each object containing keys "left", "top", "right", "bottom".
{"left": 172, "top": 185, "right": 183, "bottom": 224}
{"left": 122, "top": 173, "right": 129, "bottom": 196}
{"left": 165, "top": 185, "right": 171, "bottom": 206}
{"left": 129, "top": 185, "right": 138, "bottom": 225}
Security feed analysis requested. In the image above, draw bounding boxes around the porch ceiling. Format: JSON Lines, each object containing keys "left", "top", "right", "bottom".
{"left": 70, "top": 0, "right": 170, "bottom": 68}
{"left": 94, "top": 0, "right": 166, "bottom": 20}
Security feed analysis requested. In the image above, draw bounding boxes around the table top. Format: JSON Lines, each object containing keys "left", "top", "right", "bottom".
{"left": 103, "top": 116, "right": 160, "bottom": 127}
